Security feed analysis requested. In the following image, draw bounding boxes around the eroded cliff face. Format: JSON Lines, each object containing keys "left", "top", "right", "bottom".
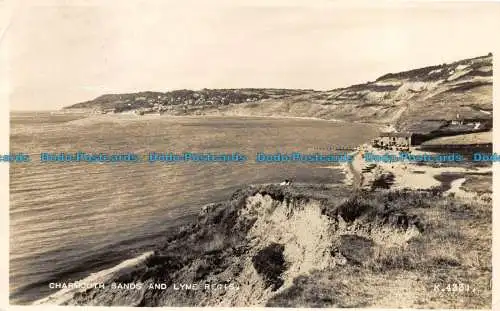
{"left": 36, "top": 184, "right": 452, "bottom": 307}
{"left": 219, "top": 54, "right": 492, "bottom": 134}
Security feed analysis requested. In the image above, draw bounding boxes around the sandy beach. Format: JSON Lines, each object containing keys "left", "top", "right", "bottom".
{"left": 335, "top": 144, "right": 492, "bottom": 199}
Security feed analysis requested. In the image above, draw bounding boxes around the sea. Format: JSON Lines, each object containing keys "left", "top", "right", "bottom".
{"left": 9, "top": 111, "right": 377, "bottom": 304}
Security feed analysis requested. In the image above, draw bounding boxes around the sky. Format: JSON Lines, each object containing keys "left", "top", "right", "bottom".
{"left": 4, "top": 0, "right": 500, "bottom": 110}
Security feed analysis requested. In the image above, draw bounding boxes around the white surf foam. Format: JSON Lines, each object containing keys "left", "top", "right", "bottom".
{"left": 33, "top": 251, "right": 154, "bottom": 305}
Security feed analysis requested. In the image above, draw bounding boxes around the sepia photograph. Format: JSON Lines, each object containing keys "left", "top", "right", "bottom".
{"left": 4, "top": 0, "right": 499, "bottom": 308}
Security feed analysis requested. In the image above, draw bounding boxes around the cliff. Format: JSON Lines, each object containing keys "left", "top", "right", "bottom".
{"left": 35, "top": 184, "right": 491, "bottom": 308}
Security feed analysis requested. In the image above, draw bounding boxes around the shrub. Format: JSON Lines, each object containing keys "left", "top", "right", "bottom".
{"left": 252, "top": 243, "right": 286, "bottom": 290}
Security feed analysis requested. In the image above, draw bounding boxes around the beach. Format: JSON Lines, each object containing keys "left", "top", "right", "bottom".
{"left": 9, "top": 112, "right": 378, "bottom": 303}
{"left": 338, "top": 143, "right": 492, "bottom": 199}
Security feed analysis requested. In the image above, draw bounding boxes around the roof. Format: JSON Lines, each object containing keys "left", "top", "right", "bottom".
{"left": 378, "top": 132, "right": 412, "bottom": 137}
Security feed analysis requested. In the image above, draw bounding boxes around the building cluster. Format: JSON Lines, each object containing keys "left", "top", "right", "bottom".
{"left": 372, "top": 132, "right": 412, "bottom": 151}
{"left": 95, "top": 90, "right": 268, "bottom": 115}
{"left": 370, "top": 112, "right": 490, "bottom": 151}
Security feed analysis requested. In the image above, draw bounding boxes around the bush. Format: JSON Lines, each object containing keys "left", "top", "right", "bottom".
{"left": 252, "top": 243, "right": 286, "bottom": 290}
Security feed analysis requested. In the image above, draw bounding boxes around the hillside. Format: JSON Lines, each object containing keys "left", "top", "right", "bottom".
{"left": 34, "top": 184, "right": 491, "bottom": 308}
{"left": 65, "top": 89, "right": 318, "bottom": 114}
{"left": 64, "top": 54, "right": 493, "bottom": 136}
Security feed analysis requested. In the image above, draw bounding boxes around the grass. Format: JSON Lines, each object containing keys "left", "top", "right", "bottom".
{"left": 421, "top": 131, "right": 492, "bottom": 146}
{"left": 269, "top": 187, "right": 492, "bottom": 308}
{"left": 460, "top": 173, "right": 492, "bottom": 194}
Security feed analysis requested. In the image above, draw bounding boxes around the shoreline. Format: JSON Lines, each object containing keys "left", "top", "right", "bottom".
{"left": 15, "top": 112, "right": 492, "bottom": 306}
{"left": 337, "top": 144, "right": 492, "bottom": 197}
{"left": 40, "top": 109, "right": 382, "bottom": 126}
{"left": 32, "top": 251, "right": 155, "bottom": 306}
{"left": 80, "top": 111, "right": 349, "bottom": 123}
{"left": 28, "top": 144, "right": 492, "bottom": 306}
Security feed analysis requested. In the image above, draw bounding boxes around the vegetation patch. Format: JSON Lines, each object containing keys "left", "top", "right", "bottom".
{"left": 252, "top": 243, "right": 286, "bottom": 290}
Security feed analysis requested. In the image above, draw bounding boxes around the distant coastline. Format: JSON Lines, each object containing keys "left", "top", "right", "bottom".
{"left": 59, "top": 53, "right": 492, "bottom": 139}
